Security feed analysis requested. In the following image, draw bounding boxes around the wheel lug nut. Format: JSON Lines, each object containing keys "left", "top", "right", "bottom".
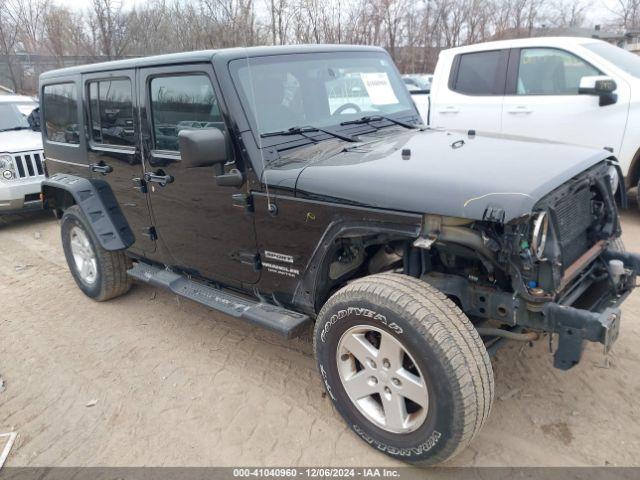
{"left": 367, "top": 358, "right": 377, "bottom": 369}
{"left": 392, "top": 378, "right": 401, "bottom": 387}
{"left": 382, "top": 359, "right": 390, "bottom": 369}
{"left": 368, "top": 376, "right": 378, "bottom": 386}
{"left": 384, "top": 386, "right": 392, "bottom": 395}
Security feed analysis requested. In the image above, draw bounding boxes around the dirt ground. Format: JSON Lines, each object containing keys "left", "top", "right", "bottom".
{"left": 1, "top": 208, "right": 640, "bottom": 468}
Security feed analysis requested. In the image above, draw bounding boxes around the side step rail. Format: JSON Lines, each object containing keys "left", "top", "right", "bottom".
{"left": 127, "top": 262, "right": 312, "bottom": 338}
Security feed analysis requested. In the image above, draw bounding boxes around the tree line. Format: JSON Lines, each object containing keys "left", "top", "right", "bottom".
{"left": 0, "top": 0, "right": 635, "bottom": 93}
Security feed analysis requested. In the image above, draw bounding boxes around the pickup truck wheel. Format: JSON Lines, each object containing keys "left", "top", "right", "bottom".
{"left": 313, "top": 273, "right": 494, "bottom": 465}
{"left": 61, "top": 205, "right": 132, "bottom": 301}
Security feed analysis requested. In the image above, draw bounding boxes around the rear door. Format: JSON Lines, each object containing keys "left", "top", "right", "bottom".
{"left": 431, "top": 49, "right": 508, "bottom": 133}
{"left": 138, "top": 63, "right": 259, "bottom": 286}
{"left": 501, "top": 47, "right": 630, "bottom": 153}
{"left": 82, "top": 69, "right": 156, "bottom": 255}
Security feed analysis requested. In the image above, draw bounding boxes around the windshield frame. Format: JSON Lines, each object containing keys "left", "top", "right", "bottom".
{"left": 583, "top": 41, "right": 640, "bottom": 79}
{"left": 0, "top": 101, "right": 37, "bottom": 131}
{"left": 228, "top": 51, "right": 419, "bottom": 149}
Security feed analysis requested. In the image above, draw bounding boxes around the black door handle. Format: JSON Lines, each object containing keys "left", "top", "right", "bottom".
{"left": 90, "top": 163, "right": 113, "bottom": 175}
{"left": 144, "top": 171, "right": 174, "bottom": 187}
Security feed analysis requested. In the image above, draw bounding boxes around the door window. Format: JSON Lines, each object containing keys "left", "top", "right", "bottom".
{"left": 42, "top": 83, "right": 80, "bottom": 144}
{"left": 517, "top": 48, "right": 600, "bottom": 95}
{"left": 452, "top": 50, "right": 504, "bottom": 95}
{"left": 149, "top": 74, "right": 223, "bottom": 151}
{"left": 88, "top": 78, "right": 136, "bottom": 147}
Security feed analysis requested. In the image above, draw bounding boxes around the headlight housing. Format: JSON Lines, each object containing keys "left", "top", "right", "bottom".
{"left": 531, "top": 211, "right": 549, "bottom": 260}
{"left": 0, "top": 154, "right": 16, "bottom": 181}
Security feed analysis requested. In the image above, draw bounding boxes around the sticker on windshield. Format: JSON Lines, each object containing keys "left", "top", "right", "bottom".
{"left": 360, "top": 72, "right": 398, "bottom": 105}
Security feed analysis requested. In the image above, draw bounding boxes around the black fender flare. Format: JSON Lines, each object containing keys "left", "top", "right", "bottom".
{"left": 42, "top": 173, "right": 135, "bottom": 251}
{"left": 292, "top": 220, "right": 421, "bottom": 315}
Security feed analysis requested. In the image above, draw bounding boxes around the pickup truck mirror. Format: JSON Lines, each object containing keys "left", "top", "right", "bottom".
{"left": 28, "top": 107, "right": 41, "bottom": 132}
{"left": 178, "top": 127, "right": 227, "bottom": 168}
{"left": 578, "top": 76, "right": 618, "bottom": 107}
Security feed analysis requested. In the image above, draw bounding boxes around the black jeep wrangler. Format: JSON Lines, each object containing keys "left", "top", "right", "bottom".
{"left": 39, "top": 45, "right": 639, "bottom": 465}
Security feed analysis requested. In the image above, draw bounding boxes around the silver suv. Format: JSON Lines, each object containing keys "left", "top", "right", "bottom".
{"left": 0, "top": 95, "right": 44, "bottom": 214}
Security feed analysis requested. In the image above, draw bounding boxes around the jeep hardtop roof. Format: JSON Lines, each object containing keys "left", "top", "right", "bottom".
{"left": 40, "top": 44, "right": 385, "bottom": 80}
{"left": 0, "top": 94, "right": 37, "bottom": 103}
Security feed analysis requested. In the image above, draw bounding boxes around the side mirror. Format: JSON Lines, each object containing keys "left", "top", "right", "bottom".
{"left": 579, "top": 76, "right": 618, "bottom": 107}
{"left": 178, "top": 127, "right": 227, "bottom": 168}
{"left": 28, "top": 107, "right": 41, "bottom": 132}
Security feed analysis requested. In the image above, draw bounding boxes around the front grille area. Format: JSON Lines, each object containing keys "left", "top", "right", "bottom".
{"left": 13, "top": 151, "right": 44, "bottom": 178}
{"left": 554, "top": 183, "right": 594, "bottom": 266}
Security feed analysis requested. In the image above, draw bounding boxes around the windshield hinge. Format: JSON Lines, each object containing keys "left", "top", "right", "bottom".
{"left": 262, "top": 147, "right": 281, "bottom": 164}
{"left": 232, "top": 193, "right": 254, "bottom": 213}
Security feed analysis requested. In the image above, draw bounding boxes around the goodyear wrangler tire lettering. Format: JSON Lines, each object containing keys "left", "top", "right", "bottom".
{"left": 313, "top": 273, "right": 494, "bottom": 466}
{"left": 353, "top": 424, "right": 442, "bottom": 456}
{"left": 319, "top": 363, "right": 336, "bottom": 401}
{"left": 320, "top": 306, "right": 402, "bottom": 343}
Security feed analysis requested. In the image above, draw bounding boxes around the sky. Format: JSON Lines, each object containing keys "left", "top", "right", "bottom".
{"left": 52, "top": 0, "right": 624, "bottom": 29}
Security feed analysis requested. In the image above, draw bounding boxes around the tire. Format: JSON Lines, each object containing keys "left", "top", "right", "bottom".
{"left": 61, "top": 205, "right": 132, "bottom": 301}
{"left": 313, "top": 273, "right": 494, "bottom": 466}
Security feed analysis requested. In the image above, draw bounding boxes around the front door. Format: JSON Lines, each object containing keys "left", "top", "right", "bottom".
{"left": 82, "top": 69, "right": 156, "bottom": 256}
{"left": 501, "top": 47, "right": 630, "bottom": 154}
{"left": 138, "top": 64, "right": 259, "bottom": 285}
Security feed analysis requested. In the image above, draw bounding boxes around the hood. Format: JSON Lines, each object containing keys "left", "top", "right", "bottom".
{"left": 265, "top": 128, "right": 610, "bottom": 222}
{"left": 0, "top": 129, "right": 43, "bottom": 154}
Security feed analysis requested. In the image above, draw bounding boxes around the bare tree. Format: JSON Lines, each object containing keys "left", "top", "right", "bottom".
{"left": 0, "top": 0, "right": 22, "bottom": 90}
{"left": 3, "top": 0, "right": 609, "bottom": 92}
{"left": 610, "top": 0, "right": 640, "bottom": 29}
{"left": 89, "top": 0, "right": 131, "bottom": 59}
{"left": 8, "top": 0, "right": 50, "bottom": 53}
{"left": 549, "top": 0, "right": 591, "bottom": 27}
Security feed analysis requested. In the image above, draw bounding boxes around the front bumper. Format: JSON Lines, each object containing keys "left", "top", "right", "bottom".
{"left": 0, "top": 178, "right": 43, "bottom": 214}
{"left": 534, "top": 247, "right": 639, "bottom": 370}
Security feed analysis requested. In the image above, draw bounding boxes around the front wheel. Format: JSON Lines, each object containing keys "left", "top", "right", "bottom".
{"left": 313, "top": 273, "right": 494, "bottom": 465}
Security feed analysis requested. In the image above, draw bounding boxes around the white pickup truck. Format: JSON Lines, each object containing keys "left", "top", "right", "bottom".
{"left": 413, "top": 37, "right": 640, "bottom": 204}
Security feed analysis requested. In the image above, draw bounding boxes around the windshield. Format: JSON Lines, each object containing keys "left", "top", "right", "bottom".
{"left": 230, "top": 52, "right": 415, "bottom": 136}
{"left": 584, "top": 42, "right": 640, "bottom": 79}
{"left": 0, "top": 102, "right": 37, "bottom": 131}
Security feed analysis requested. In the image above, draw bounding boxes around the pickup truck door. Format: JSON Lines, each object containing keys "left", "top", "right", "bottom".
{"left": 430, "top": 49, "right": 508, "bottom": 133}
{"left": 138, "top": 63, "right": 259, "bottom": 286}
{"left": 501, "top": 47, "right": 630, "bottom": 154}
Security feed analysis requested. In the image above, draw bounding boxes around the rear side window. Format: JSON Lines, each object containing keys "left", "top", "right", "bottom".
{"left": 149, "top": 74, "right": 223, "bottom": 151}
{"left": 517, "top": 48, "right": 601, "bottom": 95}
{"left": 43, "top": 83, "right": 79, "bottom": 144}
{"left": 88, "top": 78, "right": 136, "bottom": 147}
{"left": 452, "top": 51, "right": 504, "bottom": 95}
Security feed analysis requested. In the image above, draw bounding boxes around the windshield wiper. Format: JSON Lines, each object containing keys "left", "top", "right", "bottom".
{"left": 0, "top": 126, "right": 30, "bottom": 132}
{"left": 340, "top": 115, "right": 419, "bottom": 129}
{"left": 260, "top": 125, "right": 358, "bottom": 143}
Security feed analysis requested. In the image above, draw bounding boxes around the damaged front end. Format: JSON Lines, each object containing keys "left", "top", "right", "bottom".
{"left": 413, "top": 160, "right": 638, "bottom": 369}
